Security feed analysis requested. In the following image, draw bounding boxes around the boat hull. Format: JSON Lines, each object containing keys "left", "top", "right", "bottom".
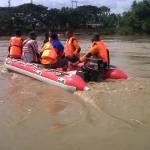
{"left": 4, "top": 58, "right": 86, "bottom": 92}
{"left": 4, "top": 58, "right": 128, "bottom": 91}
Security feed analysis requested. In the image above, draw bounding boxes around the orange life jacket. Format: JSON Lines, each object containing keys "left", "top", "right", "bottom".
{"left": 41, "top": 42, "right": 58, "bottom": 65}
{"left": 64, "top": 37, "right": 80, "bottom": 57}
{"left": 9, "top": 36, "right": 23, "bottom": 58}
{"left": 92, "top": 41, "right": 108, "bottom": 63}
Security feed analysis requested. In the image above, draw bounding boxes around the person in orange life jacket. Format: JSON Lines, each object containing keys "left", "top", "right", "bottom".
{"left": 41, "top": 32, "right": 67, "bottom": 69}
{"left": 40, "top": 32, "right": 57, "bottom": 67}
{"left": 39, "top": 31, "right": 50, "bottom": 58}
{"left": 64, "top": 31, "right": 81, "bottom": 63}
{"left": 8, "top": 29, "right": 23, "bottom": 59}
{"left": 49, "top": 32, "right": 68, "bottom": 69}
{"left": 80, "top": 33, "right": 109, "bottom": 68}
{"left": 41, "top": 32, "right": 50, "bottom": 48}
{"left": 21, "top": 31, "right": 40, "bottom": 63}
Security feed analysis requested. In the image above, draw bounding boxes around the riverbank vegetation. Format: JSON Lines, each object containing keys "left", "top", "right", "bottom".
{"left": 119, "top": 0, "right": 150, "bottom": 35}
{"left": 0, "top": 0, "right": 149, "bottom": 35}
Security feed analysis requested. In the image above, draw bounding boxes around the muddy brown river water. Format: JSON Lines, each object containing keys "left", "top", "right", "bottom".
{"left": 0, "top": 35, "right": 150, "bottom": 150}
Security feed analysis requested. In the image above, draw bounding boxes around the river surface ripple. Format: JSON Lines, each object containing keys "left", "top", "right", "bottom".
{"left": 0, "top": 35, "right": 150, "bottom": 150}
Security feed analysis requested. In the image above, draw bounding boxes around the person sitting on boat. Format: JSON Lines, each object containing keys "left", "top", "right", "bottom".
{"left": 40, "top": 32, "right": 67, "bottom": 69}
{"left": 80, "top": 33, "right": 109, "bottom": 69}
{"left": 41, "top": 32, "right": 50, "bottom": 48}
{"left": 64, "top": 30, "right": 81, "bottom": 63}
{"left": 8, "top": 29, "right": 24, "bottom": 59}
{"left": 21, "top": 31, "right": 39, "bottom": 63}
{"left": 50, "top": 32, "right": 64, "bottom": 58}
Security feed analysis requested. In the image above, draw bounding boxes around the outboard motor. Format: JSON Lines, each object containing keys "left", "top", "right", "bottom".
{"left": 77, "top": 58, "right": 107, "bottom": 82}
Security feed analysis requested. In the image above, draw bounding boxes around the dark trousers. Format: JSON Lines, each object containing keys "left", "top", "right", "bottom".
{"left": 65, "top": 55, "right": 79, "bottom": 63}
{"left": 43, "top": 58, "right": 68, "bottom": 69}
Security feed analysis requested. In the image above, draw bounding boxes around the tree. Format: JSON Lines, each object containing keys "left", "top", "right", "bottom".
{"left": 0, "top": 3, "right": 122, "bottom": 34}
{"left": 119, "top": 0, "right": 150, "bottom": 34}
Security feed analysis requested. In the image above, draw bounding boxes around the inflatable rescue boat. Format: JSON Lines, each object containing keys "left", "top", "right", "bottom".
{"left": 4, "top": 58, "right": 128, "bottom": 92}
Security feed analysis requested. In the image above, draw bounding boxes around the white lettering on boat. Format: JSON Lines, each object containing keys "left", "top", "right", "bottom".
{"left": 57, "top": 77, "right": 65, "bottom": 84}
{"left": 34, "top": 69, "right": 42, "bottom": 75}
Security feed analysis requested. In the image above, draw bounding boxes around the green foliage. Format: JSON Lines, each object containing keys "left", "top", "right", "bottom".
{"left": 0, "top": 1, "right": 149, "bottom": 35}
{"left": 0, "top": 3, "right": 119, "bottom": 35}
{"left": 119, "top": 0, "right": 150, "bottom": 35}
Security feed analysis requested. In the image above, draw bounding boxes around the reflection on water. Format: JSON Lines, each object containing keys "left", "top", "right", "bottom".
{"left": 0, "top": 35, "right": 150, "bottom": 150}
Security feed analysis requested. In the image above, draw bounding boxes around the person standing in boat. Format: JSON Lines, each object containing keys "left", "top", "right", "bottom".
{"left": 64, "top": 30, "right": 81, "bottom": 63}
{"left": 80, "top": 33, "right": 109, "bottom": 68}
{"left": 21, "top": 31, "right": 39, "bottom": 63}
{"left": 40, "top": 32, "right": 67, "bottom": 69}
{"left": 8, "top": 29, "right": 24, "bottom": 59}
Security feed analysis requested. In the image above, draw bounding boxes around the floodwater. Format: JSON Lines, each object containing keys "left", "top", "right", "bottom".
{"left": 0, "top": 35, "right": 150, "bottom": 150}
